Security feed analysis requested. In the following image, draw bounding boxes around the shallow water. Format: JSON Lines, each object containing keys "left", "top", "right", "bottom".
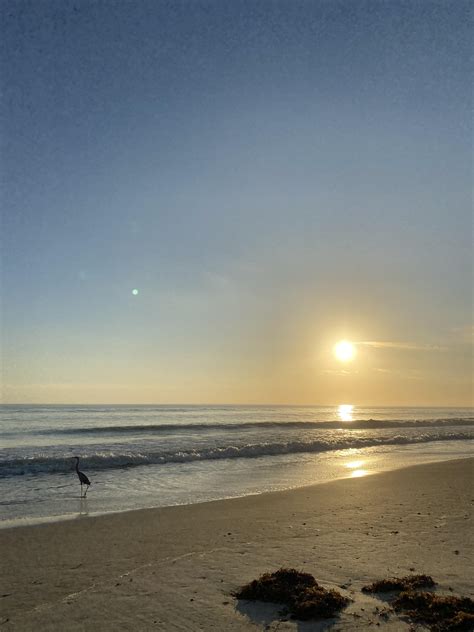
{"left": 1, "top": 405, "right": 472, "bottom": 526}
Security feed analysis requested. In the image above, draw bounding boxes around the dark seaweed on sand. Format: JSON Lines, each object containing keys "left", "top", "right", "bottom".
{"left": 362, "top": 574, "right": 436, "bottom": 593}
{"left": 362, "top": 574, "right": 474, "bottom": 631}
{"left": 393, "top": 591, "right": 474, "bottom": 631}
{"left": 234, "top": 568, "right": 349, "bottom": 621}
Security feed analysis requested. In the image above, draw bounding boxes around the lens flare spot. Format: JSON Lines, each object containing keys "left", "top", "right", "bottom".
{"left": 132, "top": 289, "right": 139, "bottom": 296}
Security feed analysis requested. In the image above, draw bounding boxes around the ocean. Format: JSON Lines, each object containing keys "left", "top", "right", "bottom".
{"left": 1, "top": 404, "right": 472, "bottom": 527}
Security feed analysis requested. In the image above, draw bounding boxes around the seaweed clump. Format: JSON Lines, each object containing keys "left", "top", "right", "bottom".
{"left": 362, "top": 574, "right": 474, "bottom": 630}
{"left": 393, "top": 591, "right": 474, "bottom": 631}
{"left": 234, "top": 568, "right": 349, "bottom": 621}
{"left": 362, "top": 574, "right": 436, "bottom": 593}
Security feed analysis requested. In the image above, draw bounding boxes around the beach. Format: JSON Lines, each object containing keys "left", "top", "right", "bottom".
{"left": 1, "top": 457, "right": 472, "bottom": 630}
{"left": 2, "top": 404, "right": 472, "bottom": 527}
{"left": 3, "top": 1, "right": 472, "bottom": 629}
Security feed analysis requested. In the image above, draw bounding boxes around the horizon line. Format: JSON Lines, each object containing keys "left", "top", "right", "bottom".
{"left": 0, "top": 402, "right": 472, "bottom": 409}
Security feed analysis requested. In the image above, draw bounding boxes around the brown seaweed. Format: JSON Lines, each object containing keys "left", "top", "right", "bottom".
{"left": 362, "top": 574, "right": 436, "bottom": 593}
{"left": 393, "top": 591, "right": 474, "bottom": 631}
{"left": 234, "top": 568, "right": 349, "bottom": 621}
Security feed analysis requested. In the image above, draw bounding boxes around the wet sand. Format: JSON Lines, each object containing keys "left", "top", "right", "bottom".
{"left": 1, "top": 458, "right": 472, "bottom": 630}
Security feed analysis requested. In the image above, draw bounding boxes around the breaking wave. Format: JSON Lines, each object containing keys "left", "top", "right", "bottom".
{"left": 19, "top": 417, "right": 474, "bottom": 437}
{"left": 1, "top": 432, "right": 472, "bottom": 477}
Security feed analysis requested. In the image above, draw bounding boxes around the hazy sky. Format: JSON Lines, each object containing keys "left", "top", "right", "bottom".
{"left": 1, "top": 0, "right": 472, "bottom": 405}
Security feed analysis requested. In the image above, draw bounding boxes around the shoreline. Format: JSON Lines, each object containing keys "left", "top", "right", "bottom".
{"left": 2, "top": 447, "right": 472, "bottom": 531}
{"left": 1, "top": 458, "right": 472, "bottom": 630}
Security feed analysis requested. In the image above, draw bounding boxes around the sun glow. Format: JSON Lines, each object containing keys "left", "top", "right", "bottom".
{"left": 337, "top": 404, "right": 354, "bottom": 422}
{"left": 334, "top": 340, "right": 356, "bottom": 362}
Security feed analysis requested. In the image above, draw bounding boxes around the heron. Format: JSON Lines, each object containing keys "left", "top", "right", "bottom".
{"left": 73, "top": 456, "right": 91, "bottom": 497}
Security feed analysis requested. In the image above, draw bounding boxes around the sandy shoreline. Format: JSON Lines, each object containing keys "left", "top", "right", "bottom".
{"left": 1, "top": 458, "right": 472, "bottom": 630}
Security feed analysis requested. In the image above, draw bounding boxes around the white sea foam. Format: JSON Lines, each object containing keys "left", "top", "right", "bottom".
{"left": 1, "top": 432, "right": 472, "bottom": 477}
{"left": 1, "top": 405, "right": 472, "bottom": 524}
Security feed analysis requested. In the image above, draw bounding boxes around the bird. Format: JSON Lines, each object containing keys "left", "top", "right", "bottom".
{"left": 73, "top": 456, "right": 91, "bottom": 497}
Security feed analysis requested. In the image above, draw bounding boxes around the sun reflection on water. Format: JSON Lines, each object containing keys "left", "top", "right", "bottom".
{"left": 337, "top": 404, "right": 354, "bottom": 422}
{"left": 345, "top": 460, "right": 364, "bottom": 469}
{"left": 345, "top": 458, "right": 368, "bottom": 478}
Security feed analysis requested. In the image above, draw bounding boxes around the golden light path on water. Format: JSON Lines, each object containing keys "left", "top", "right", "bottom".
{"left": 337, "top": 404, "right": 354, "bottom": 422}
{"left": 339, "top": 406, "right": 369, "bottom": 477}
{"left": 345, "top": 460, "right": 368, "bottom": 478}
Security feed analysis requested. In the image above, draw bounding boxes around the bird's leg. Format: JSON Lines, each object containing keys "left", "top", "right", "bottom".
{"left": 80, "top": 482, "right": 83, "bottom": 498}
{"left": 84, "top": 485, "right": 89, "bottom": 498}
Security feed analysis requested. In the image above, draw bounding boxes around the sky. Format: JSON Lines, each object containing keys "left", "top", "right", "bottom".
{"left": 1, "top": 0, "right": 472, "bottom": 406}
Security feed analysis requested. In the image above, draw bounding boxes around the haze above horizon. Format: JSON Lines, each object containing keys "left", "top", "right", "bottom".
{"left": 1, "top": 1, "right": 472, "bottom": 406}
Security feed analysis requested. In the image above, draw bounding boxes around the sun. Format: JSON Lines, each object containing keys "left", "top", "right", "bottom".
{"left": 334, "top": 340, "right": 356, "bottom": 362}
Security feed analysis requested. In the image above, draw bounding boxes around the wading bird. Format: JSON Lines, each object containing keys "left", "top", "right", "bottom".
{"left": 73, "top": 456, "right": 91, "bottom": 497}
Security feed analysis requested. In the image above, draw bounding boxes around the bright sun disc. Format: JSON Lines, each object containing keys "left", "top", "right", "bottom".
{"left": 334, "top": 340, "right": 356, "bottom": 362}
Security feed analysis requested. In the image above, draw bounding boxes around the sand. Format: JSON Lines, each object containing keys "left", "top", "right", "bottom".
{"left": 0, "top": 458, "right": 472, "bottom": 631}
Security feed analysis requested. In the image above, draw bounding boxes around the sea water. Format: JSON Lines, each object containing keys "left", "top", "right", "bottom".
{"left": 0, "top": 405, "right": 472, "bottom": 527}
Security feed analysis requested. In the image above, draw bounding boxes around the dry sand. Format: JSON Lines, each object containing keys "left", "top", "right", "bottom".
{"left": 1, "top": 458, "right": 472, "bottom": 631}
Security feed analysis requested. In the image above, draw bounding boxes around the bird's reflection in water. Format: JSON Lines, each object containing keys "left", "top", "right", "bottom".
{"left": 76, "top": 497, "right": 89, "bottom": 518}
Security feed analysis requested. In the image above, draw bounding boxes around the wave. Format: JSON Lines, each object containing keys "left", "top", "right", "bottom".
{"left": 1, "top": 432, "right": 472, "bottom": 477}
{"left": 18, "top": 417, "right": 474, "bottom": 437}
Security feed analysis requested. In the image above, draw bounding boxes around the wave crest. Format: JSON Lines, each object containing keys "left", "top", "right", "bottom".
{"left": 19, "top": 417, "right": 474, "bottom": 437}
{"left": 1, "top": 432, "right": 472, "bottom": 477}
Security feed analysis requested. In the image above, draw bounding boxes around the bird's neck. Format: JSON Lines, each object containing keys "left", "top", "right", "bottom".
{"left": 75, "top": 460, "right": 80, "bottom": 472}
